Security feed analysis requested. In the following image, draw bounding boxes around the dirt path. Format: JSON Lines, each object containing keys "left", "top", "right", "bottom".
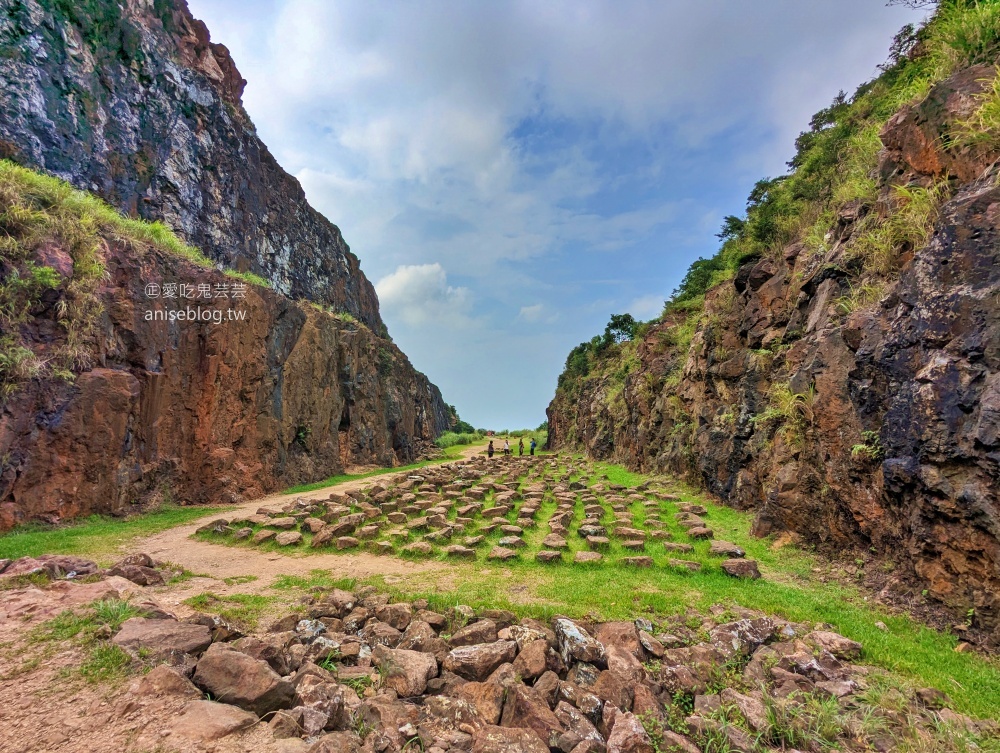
{"left": 125, "top": 442, "right": 491, "bottom": 594}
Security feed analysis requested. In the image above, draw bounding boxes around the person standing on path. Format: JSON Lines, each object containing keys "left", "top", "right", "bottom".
{"left": 529, "top": 438, "right": 536, "bottom": 455}
{"left": 518, "top": 438, "right": 524, "bottom": 456}
{"left": 503, "top": 439, "right": 511, "bottom": 456}
{"left": 488, "top": 440, "right": 495, "bottom": 458}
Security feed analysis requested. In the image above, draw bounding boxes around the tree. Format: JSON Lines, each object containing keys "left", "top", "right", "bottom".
{"left": 603, "top": 313, "right": 637, "bottom": 344}
{"left": 716, "top": 215, "right": 745, "bottom": 242}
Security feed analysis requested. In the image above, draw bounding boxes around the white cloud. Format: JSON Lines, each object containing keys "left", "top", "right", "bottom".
{"left": 375, "top": 263, "right": 471, "bottom": 327}
{"left": 518, "top": 304, "right": 544, "bottom": 322}
{"left": 187, "top": 0, "right": 928, "bottom": 429}
{"left": 626, "top": 294, "right": 665, "bottom": 321}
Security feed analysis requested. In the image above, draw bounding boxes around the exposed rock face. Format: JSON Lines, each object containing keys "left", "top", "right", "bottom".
{"left": 0, "top": 0, "right": 452, "bottom": 527}
{"left": 547, "top": 67, "right": 1000, "bottom": 629}
{"left": 0, "top": 238, "right": 448, "bottom": 528}
{"left": 0, "top": 0, "right": 381, "bottom": 327}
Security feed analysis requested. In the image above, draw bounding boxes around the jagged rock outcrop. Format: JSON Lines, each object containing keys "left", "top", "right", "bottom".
{"left": 0, "top": 1, "right": 452, "bottom": 528}
{"left": 547, "top": 64, "right": 1000, "bottom": 629}
{"left": 0, "top": 0, "right": 382, "bottom": 328}
{"left": 0, "top": 236, "right": 448, "bottom": 529}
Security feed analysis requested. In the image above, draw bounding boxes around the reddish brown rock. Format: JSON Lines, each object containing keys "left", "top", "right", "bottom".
{"left": 453, "top": 681, "right": 507, "bottom": 725}
{"left": 472, "top": 725, "right": 549, "bottom": 753}
{"left": 372, "top": 645, "right": 438, "bottom": 697}
{"left": 113, "top": 618, "right": 212, "bottom": 658}
{"left": 193, "top": 645, "right": 295, "bottom": 715}
{"left": 500, "top": 685, "right": 564, "bottom": 744}
{"left": 170, "top": 700, "right": 257, "bottom": 741}
{"left": 720, "top": 559, "right": 761, "bottom": 579}
{"left": 443, "top": 641, "right": 518, "bottom": 681}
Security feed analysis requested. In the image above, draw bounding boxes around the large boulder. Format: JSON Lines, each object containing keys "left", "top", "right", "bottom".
{"left": 443, "top": 641, "right": 518, "bottom": 681}
{"left": 170, "top": 700, "right": 257, "bottom": 741}
{"left": 193, "top": 645, "right": 295, "bottom": 715}
{"left": 113, "top": 618, "right": 212, "bottom": 658}
{"left": 372, "top": 645, "right": 438, "bottom": 697}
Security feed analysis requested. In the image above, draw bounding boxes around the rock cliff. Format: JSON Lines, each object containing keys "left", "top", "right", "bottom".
{"left": 0, "top": 189, "right": 449, "bottom": 529}
{"left": 547, "top": 12, "right": 1000, "bottom": 632}
{"left": 0, "top": 0, "right": 451, "bottom": 528}
{"left": 0, "top": 0, "right": 383, "bottom": 328}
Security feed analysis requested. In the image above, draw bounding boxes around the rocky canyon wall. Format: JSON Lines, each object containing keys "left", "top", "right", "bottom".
{"left": 547, "top": 63, "right": 1000, "bottom": 630}
{"left": 0, "top": 0, "right": 383, "bottom": 327}
{"left": 0, "top": 0, "right": 451, "bottom": 527}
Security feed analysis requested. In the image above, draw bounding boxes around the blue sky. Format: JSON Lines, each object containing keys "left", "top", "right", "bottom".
{"left": 188, "top": 0, "right": 927, "bottom": 430}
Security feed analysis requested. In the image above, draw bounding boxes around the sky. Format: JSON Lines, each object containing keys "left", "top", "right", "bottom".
{"left": 187, "top": 0, "right": 928, "bottom": 430}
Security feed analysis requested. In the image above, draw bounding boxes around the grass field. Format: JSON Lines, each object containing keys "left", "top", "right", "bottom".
{"left": 0, "top": 506, "right": 226, "bottom": 563}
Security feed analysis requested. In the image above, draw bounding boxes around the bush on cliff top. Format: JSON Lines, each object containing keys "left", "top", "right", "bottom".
{"left": 0, "top": 160, "right": 267, "bottom": 396}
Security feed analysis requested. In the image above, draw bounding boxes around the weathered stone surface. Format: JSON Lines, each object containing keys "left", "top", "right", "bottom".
{"left": 443, "top": 641, "right": 518, "bottom": 681}
{"left": 708, "top": 541, "right": 745, "bottom": 558}
{"left": 113, "top": 618, "right": 212, "bottom": 658}
{"left": 450, "top": 619, "right": 498, "bottom": 647}
{"left": 471, "top": 725, "right": 549, "bottom": 753}
{"left": 193, "top": 645, "right": 295, "bottom": 715}
{"left": 133, "top": 665, "right": 202, "bottom": 698}
{"left": 574, "top": 551, "right": 603, "bottom": 564}
{"left": 720, "top": 559, "right": 761, "bottom": 579}
{"left": 607, "top": 711, "right": 655, "bottom": 753}
{"left": 372, "top": 645, "right": 438, "bottom": 697}
{"left": 453, "top": 681, "right": 507, "bottom": 725}
{"left": 487, "top": 546, "right": 518, "bottom": 561}
{"left": 276, "top": 531, "right": 304, "bottom": 546}
{"left": 170, "top": 700, "right": 257, "bottom": 741}
{"left": 554, "top": 618, "right": 607, "bottom": 667}
{"left": 499, "top": 685, "right": 564, "bottom": 743}
{"left": 805, "top": 630, "right": 863, "bottom": 660}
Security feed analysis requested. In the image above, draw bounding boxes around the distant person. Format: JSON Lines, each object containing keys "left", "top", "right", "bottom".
{"left": 529, "top": 438, "right": 536, "bottom": 455}
{"left": 487, "top": 440, "right": 495, "bottom": 458}
{"left": 518, "top": 438, "right": 524, "bottom": 456}
{"left": 503, "top": 439, "right": 511, "bottom": 456}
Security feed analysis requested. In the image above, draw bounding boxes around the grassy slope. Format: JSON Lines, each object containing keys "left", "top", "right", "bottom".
{"left": 0, "top": 507, "right": 225, "bottom": 563}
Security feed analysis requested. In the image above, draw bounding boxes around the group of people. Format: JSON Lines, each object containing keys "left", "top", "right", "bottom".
{"left": 487, "top": 436, "right": 536, "bottom": 458}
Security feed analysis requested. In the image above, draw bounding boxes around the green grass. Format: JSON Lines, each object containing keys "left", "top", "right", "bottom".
{"left": 183, "top": 592, "right": 275, "bottom": 630}
{"left": 0, "top": 505, "right": 226, "bottom": 563}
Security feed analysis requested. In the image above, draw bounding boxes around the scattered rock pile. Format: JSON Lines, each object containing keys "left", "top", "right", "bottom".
{"left": 200, "top": 455, "right": 761, "bottom": 578}
{"left": 0, "top": 552, "right": 174, "bottom": 587}
{"left": 114, "top": 586, "right": 990, "bottom": 753}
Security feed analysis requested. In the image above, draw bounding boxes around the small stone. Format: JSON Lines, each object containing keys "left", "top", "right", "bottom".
{"left": 687, "top": 527, "right": 714, "bottom": 539}
{"left": 573, "top": 551, "right": 603, "bottom": 564}
{"left": 403, "top": 541, "right": 434, "bottom": 556}
{"left": 275, "top": 531, "right": 303, "bottom": 546}
{"left": 669, "top": 559, "right": 701, "bottom": 571}
{"left": 663, "top": 542, "right": 694, "bottom": 553}
{"left": 487, "top": 546, "right": 518, "bottom": 561}
{"left": 252, "top": 530, "right": 276, "bottom": 544}
{"left": 621, "top": 556, "right": 653, "bottom": 568}
{"left": 720, "top": 559, "right": 761, "bottom": 579}
{"left": 536, "top": 550, "right": 561, "bottom": 563}
{"left": 708, "top": 540, "right": 745, "bottom": 558}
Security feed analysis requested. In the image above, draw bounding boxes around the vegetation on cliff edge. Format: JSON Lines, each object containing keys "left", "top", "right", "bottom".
{"left": 0, "top": 161, "right": 268, "bottom": 398}
{"left": 553, "top": 0, "right": 1000, "bottom": 442}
